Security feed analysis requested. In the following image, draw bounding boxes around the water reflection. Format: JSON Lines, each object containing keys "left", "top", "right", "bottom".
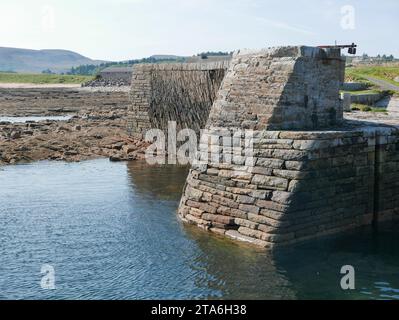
{"left": 126, "top": 161, "right": 189, "bottom": 200}
{"left": 126, "top": 160, "right": 295, "bottom": 299}
{"left": 126, "top": 160, "right": 399, "bottom": 300}
{"left": 183, "top": 226, "right": 297, "bottom": 299}
{"left": 275, "top": 224, "right": 399, "bottom": 300}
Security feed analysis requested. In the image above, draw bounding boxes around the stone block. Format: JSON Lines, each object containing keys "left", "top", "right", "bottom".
{"left": 252, "top": 175, "right": 288, "bottom": 191}
{"left": 239, "top": 204, "right": 260, "bottom": 214}
{"left": 238, "top": 227, "right": 269, "bottom": 241}
{"left": 202, "top": 213, "right": 235, "bottom": 225}
{"left": 237, "top": 195, "right": 256, "bottom": 204}
{"left": 256, "top": 158, "right": 285, "bottom": 169}
{"left": 234, "top": 218, "right": 258, "bottom": 230}
{"left": 225, "top": 230, "right": 271, "bottom": 248}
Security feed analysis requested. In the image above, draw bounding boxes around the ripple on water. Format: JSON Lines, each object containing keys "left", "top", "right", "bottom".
{"left": 0, "top": 159, "right": 399, "bottom": 300}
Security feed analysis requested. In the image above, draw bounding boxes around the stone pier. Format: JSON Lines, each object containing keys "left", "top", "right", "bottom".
{"left": 177, "top": 46, "right": 399, "bottom": 248}
{"left": 127, "top": 46, "right": 399, "bottom": 248}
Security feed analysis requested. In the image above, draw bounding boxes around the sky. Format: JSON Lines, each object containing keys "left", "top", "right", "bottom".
{"left": 0, "top": 0, "right": 398, "bottom": 61}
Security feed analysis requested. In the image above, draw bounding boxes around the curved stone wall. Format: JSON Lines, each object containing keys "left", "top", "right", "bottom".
{"left": 178, "top": 125, "right": 399, "bottom": 248}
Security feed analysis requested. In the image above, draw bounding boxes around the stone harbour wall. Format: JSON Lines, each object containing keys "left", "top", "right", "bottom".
{"left": 100, "top": 70, "right": 133, "bottom": 82}
{"left": 374, "top": 127, "right": 399, "bottom": 223}
{"left": 178, "top": 125, "right": 399, "bottom": 248}
{"left": 128, "top": 62, "right": 229, "bottom": 138}
{"left": 125, "top": 45, "right": 399, "bottom": 248}
{"left": 177, "top": 46, "right": 399, "bottom": 248}
{"left": 350, "top": 92, "right": 385, "bottom": 106}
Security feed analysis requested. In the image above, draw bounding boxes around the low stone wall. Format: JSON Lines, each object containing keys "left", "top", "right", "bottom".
{"left": 178, "top": 124, "right": 399, "bottom": 248}
{"left": 100, "top": 67, "right": 133, "bottom": 83}
{"left": 128, "top": 62, "right": 229, "bottom": 138}
{"left": 350, "top": 93, "right": 384, "bottom": 105}
{"left": 342, "top": 82, "right": 368, "bottom": 91}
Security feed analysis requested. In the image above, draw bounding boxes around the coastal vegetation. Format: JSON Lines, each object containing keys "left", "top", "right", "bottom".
{"left": 0, "top": 72, "right": 93, "bottom": 84}
{"left": 346, "top": 66, "right": 399, "bottom": 86}
{"left": 350, "top": 103, "right": 388, "bottom": 113}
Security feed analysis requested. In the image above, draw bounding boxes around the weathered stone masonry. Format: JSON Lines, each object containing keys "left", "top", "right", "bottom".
{"left": 207, "top": 46, "right": 345, "bottom": 130}
{"left": 179, "top": 126, "right": 399, "bottom": 248}
{"left": 177, "top": 46, "right": 399, "bottom": 248}
{"left": 128, "top": 46, "right": 399, "bottom": 248}
{"left": 128, "top": 62, "right": 229, "bottom": 138}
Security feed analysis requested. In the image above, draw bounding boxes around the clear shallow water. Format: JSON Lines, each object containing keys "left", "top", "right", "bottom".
{"left": 0, "top": 116, "right": 73, "bottom": 123}
{"left": 0, "top": 159, "right": 399, "bottom": 300}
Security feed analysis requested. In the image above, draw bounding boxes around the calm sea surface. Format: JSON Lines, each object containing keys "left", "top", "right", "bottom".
{"left": 0, "top": 159, "right": 398, "bottom": 300}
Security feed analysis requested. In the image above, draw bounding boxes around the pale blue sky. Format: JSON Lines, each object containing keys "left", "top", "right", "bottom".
{"left": 0, "top": 0, "right": 398, "bottom": 61}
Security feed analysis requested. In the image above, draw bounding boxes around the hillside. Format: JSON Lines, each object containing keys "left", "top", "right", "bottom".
{"left": 0, "top": 47, "right": 106, "bottom": 74}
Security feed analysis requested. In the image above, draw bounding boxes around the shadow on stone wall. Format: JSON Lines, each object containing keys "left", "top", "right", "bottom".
{"left": 128, "top": 63, "right": 228, "bottom": 138}
{"left": 206, "top": 46, "right": 344, "bottom": 132}
{"left": 149, "top": 69, "right": 226, "bottom": 134}
{"left": 265, "top": 52, "right": 344, "bottom": 130}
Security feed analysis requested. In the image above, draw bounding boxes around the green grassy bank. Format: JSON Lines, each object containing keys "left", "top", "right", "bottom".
{"left": 346, "top": 66, "right": 399, "bottom": 86}
{"left": 0, "top": 72, "right": 93, "bottom": 84}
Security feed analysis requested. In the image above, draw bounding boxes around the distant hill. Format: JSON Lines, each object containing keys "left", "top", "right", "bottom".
{"left": 0, "top": 47, "right": 107, "bottom": 74}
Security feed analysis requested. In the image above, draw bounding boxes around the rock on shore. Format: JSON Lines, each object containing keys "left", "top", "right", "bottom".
{"left": 0, "top": 88, "right": 148, "bottom": 166}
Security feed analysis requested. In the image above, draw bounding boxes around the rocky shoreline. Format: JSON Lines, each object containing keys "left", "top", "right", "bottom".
{"left": 1, "top": 86, "right": 395, "bottom": 167}
{"left": 0, "top": 87, "right": 148, "bottom": 166}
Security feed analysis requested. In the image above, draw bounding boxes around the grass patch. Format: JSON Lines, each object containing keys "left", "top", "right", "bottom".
{"left": 346, "top": 66, "right": 399, "bottom": 87}
{"left": 351, "top": 103, "right": 388, "bottom": 113}
{"left": 0, "top": 73, "right": 93, "bottom": 84}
